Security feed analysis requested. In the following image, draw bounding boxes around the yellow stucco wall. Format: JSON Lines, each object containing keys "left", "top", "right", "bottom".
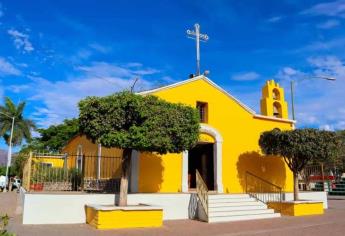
{"left": 32, "top": 157, "right": 65, "bottom": 168}
{"left": 86, "top": 206, "right": 163, "bottom": 229}
{"left": 138, "top": 77, "right": 294, "bottom": 193}
{"left": 62, "top": 135, "right": 122, "bottom": 157}
{"left": 139, "top": 152, "right": 182, "bottom": 192}
{"left": 61, "top": 135, "right": 122, "bottom": 178}
{"left": 268, "top": 202, "right": 324, "bottom": 216}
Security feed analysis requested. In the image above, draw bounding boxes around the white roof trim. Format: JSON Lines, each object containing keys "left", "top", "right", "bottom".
{"left": 254, "top": 114, "right": 296, "bottom": 124}
{"left": 138, "top": 75, "right": 295, "bottom": 124}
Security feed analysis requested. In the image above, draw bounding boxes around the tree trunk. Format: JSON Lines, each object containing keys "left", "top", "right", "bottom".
{"left": 118, "top": 148, "right": 132, "bottom": 206}
{"left": 293, "top": 172, "right": 299, "bottom": 201}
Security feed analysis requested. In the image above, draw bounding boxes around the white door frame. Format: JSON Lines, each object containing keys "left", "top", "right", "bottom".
{"left": 182, "top": 124, "right": 224, "bottom": 193}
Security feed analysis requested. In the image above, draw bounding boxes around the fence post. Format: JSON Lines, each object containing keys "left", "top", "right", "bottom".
{"left": 23, "top": 151, "right": 33, "bottom": 191}
{"left": 321, "top": 163, "right": 325, "bottom": 191}
{"left": 97, "top": 144, "right": 101, "bottom": 180}
{"left": 81, "top": 154, "right": 85, "bottom": 191}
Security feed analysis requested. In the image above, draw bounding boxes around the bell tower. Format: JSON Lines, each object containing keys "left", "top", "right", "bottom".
{"left": 260, "top": 80, "right": 288, "bottom": 119}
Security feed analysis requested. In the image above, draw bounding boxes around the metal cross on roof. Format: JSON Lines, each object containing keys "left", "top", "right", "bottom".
{"left": 186, "top": 23, "right": 209, "bottom": 76}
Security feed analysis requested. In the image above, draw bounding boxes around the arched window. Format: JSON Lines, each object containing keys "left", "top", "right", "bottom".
{"left": 273, "top": 102, "right": 282, "bottom": 118}
{"left": 272, "top": 88, "right": 280, "bottom": 100}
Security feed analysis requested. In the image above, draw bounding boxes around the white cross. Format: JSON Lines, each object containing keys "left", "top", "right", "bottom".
{"left": 187, "top": 23, "right": 209, "bottom": 76}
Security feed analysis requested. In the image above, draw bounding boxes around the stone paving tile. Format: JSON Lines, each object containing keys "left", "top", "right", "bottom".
{"left": 1, "top": 191, "right": 345, "bottom": 236}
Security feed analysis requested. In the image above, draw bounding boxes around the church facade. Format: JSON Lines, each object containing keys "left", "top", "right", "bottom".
{"left": 63, "top": 75, "right": 295, "bottom": 194}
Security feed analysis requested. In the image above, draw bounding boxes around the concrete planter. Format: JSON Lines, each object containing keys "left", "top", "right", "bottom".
{"left": 268, "top": 201, "right": 324, "bottom": 216}
{"left": 85, "top": 204, "right": 163, "bottom": 229}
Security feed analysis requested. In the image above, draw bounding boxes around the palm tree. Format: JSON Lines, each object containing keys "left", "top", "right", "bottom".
{"left": 0, "top": 97, "right": 36, "bottom": 146}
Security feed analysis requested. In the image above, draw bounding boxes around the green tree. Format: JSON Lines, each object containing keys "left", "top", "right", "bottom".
{"left": 79, "top": 91, "right": 200, "bottom": 206}
{"left": 36, "top": 118, "right": 79, "bottom": 152}
{"left": 259, "top": 128, "right": 341, "bottom": 201}
{"left": 19, "top": 118, "right": 79, "bottom": 153}
{"left": 0, "top": 97, "right": 35, "bottom": 146}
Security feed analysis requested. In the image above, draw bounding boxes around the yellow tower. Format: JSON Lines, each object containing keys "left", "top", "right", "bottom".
{"left": 260, "top": 80, "right": 288, "bottom": 119}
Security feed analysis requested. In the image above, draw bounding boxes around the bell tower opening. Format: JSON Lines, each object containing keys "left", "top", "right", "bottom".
{"left": 260, "top": 80, "right": 288, "bottom": 119}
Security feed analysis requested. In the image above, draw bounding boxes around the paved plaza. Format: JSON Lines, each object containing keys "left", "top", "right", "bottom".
{"left": 1, "top": 191, "right": 345, "bottom": 236}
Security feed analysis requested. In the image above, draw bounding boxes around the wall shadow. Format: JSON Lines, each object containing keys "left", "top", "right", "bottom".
{"left": 139, "top": 152, "right": 164, "bottom": 192}
{"left": 237, "top": 151, "right": 286, "bottom": 192}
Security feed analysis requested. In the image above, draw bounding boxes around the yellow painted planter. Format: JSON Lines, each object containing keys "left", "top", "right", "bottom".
{"left": 85, "top": 204, "right": 163, "bottom": 229}
{"left": 268, "top": 201, "right": 324, "bottom": 216}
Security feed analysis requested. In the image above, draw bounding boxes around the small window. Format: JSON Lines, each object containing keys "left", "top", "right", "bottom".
{"left": 196, "top": 102, "right": 208, "bottom": 123}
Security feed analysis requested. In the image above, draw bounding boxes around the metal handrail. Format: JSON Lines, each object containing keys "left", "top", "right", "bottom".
{"left": 245, "top": 171, "right": 282, "bottom": 212}
{"left": 196, "top": 169, "right": 208, "bottom": 217}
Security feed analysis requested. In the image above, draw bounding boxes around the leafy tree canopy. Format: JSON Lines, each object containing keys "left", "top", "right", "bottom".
{"left": 20, "top": 118, "right": 79, "bottom": 153}
{"left": 37, "top": 118, "right": 79, "bottom": 152}
{"left": 79, "top": 91, "right": 200, "bottom": 154}
{"left": 0, "top": 97, "right": 36, "bottom": 146}
{"left": 259, "top": 128, "right": 341, "bottom": 172}
{"left": 259, "top": 128, "right": 341, "bottom": 201}
{"left": 79, "top": 91, "right": 200, "bottom": 206}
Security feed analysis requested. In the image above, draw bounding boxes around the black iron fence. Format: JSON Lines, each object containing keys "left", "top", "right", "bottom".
{"left": 27, "top": 153, "right": 122, "bottom": 193}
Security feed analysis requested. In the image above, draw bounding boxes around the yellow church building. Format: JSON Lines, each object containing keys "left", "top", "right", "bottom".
{"left": 62, "top": 75, "right": 294, "bottom": 194}
{"left": 24, "top": 75, "right": 330, "bottom": 225}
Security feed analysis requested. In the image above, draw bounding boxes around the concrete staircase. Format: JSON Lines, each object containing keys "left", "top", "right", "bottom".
{"left": 207, "top": 194, "right": 280, "bottom": 223}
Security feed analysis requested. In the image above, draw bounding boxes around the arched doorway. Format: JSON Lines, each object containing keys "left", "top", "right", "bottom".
{"left": 182, "top": 124, "right": 223, "bottom": 193}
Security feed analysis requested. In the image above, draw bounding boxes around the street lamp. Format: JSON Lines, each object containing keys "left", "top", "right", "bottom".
{"left": 0, "top": 112, "right": 15, "bottom": 192}
{"left": 290, "top": 76, "right": 336, "bottom": 120}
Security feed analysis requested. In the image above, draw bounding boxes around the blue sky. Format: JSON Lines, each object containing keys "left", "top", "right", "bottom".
{"left": 1, "top": 0, "right": 345, "bottom": 149}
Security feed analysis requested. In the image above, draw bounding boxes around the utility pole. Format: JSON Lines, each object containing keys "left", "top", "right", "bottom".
{"left": 187, "top": 23, "right": 209, "bottom": 76}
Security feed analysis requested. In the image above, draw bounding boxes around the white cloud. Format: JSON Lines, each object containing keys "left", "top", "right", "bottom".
{"left": 8, "top": 84, "right": 30, "bottom": 93}
{"left": 275, "top": 67, "right": 306, "bottom": 81}
{"left": 0, "top": 57, "right": 21, "bottom": 76}
{"left": 290, "top": 56, "right": 345, "bottom": 130}
{"left": 77, "top": 62, "right": 159, "bottom": 78}
{"left": 7, "top": 29, "right": 34, "bottom": 53}
{"left": 308, "top": 56, "right": 345, "bottom": 77}
{"left": 319, "top": 124, "right": 334, "bottom": 131}
{"left": 299, "top": 37, "right": 345, "bottom": 52}
{"left": 231, "top": 72, "right": 260, "bottom": 81}
{"left": 267, "top": 16, "right": 282, "bottom": 23}
{"left": 317, "top": 19, "right": 340, "bottom": 29}
{"left": 301, "top": 0, "right": 345, "bottom": 18}
{"left": 28, "top": 62, "right": 159, "bottom": 127}
{"left": 89, "top": 43, "right": 111, "bottom": 54}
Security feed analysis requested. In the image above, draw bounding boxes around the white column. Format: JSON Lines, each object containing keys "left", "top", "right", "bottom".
{"left": 214, "top": 141, "right": 223, "bottom": 193}
{"left": 130, "top": 150, "right": 139, "bottom": 193}
{"left": 181, "top": 151, "right": 189, "bottom": 192}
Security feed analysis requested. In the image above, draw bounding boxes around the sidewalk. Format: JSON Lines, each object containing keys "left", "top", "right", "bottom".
{"left": 2, "top": 191, "right": 345, "bottom": 236}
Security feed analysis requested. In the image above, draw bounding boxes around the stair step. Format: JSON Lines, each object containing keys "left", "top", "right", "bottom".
{"left": 209, "top": 209, "right": 275, "bottom": 217}
{"left": 209, "top": 201, "right": 264, "bottom": 207}
{"left": 208, "top": 213, "right": 281, "bottom": 223}
{"left": 208, "top": 205, "right": 268, "bottom": 211}
{"left": 209, "top": 198, "right": 256, "bottom": 203}
{"left": 208, "top": 194, "right": 250, "bottom": 200}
